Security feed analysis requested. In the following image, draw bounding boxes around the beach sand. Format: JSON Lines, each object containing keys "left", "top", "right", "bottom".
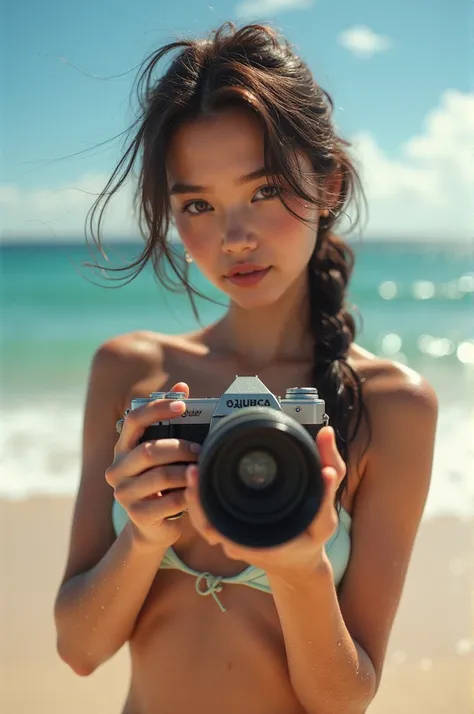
{"left": 1, "top": 497, "right": 472, "bottom": 714}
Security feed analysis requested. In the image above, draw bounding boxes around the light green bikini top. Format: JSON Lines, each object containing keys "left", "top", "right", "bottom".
{"left": 112, "top": 500, "right": 351, "bottom": 612}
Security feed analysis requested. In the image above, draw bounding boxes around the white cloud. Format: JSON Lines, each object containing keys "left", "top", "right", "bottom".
{"left": 338, "top": 25, "right": 392, "bottom": 59}
{"left": 235, "top": 0, "right": 313, "bottom": 20}
{"left": 344, "top": 89, "right": 473, "bottom": 241}
{"left": 1, "top": 90, "right": 472, "bottom": 243}
{"left": 0, "top": 172, "right": 139, "bottom": 243}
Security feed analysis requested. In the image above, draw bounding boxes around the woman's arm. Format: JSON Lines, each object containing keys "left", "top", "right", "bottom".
{"left": 268, "top": 364, "right": 438, "bottom": 714}
{"left": 268, "top": 555, "right": 375, "bottom": 714}
{"left": 55, "top": 520, "right": 167, "bottom": 675}
{"left": 54, "top": 337, "right": 167, "bottom": 675}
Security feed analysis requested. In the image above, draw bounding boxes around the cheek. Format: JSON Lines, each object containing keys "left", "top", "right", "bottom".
{"left": 268, "top": 203, "right": 318, "bottom": 260}
{"left": 174, "top": 216, "right": 213, "bottom": 261}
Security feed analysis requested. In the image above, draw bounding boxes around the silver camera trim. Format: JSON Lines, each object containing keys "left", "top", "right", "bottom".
{"left": 128, "top": 375, "right": 328, "bottom": 429}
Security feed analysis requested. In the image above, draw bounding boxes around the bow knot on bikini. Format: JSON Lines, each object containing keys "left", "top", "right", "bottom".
{"left": 195, "top": 572, "right": 227, "bottom": 612}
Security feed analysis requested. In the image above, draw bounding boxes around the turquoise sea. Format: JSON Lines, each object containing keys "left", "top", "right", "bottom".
{"left": 1, "top": 240, "right": 473, "bottom": 519}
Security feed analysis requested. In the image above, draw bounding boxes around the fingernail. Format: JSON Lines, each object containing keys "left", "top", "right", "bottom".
{"left": 170, "top": 400, "right": 185, "bottom": 412}
{"left": 190, "top": 442, "right": 201, "bottom": 454}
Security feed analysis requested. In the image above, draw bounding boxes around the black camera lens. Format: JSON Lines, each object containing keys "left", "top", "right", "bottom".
{"left": 198, "top": 408, "right": 324, "bottom": 548}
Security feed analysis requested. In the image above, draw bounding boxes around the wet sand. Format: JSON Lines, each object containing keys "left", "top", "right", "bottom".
{"left": 1, "top": 497, "right": 472, "bottom": 714}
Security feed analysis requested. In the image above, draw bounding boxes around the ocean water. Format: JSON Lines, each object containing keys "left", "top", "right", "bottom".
{"left": 1, "top": 240, "right": 473, "bottom": 520}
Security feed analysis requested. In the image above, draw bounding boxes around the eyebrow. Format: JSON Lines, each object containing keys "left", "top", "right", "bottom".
{"left": 169, "top": 167, "right": 269, "bottom": 195}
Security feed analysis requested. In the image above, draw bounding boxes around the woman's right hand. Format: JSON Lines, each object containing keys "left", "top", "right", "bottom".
{"left": 105, "top": 382, "right": 201, "bottom": 550}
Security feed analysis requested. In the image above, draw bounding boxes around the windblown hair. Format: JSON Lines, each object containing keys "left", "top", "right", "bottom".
{"left": 85, "top": 22, "right": 369, "bottom": 506}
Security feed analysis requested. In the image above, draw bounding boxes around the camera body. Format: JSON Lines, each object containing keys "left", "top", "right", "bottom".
{"left": 128, "top": 376, "right": 328, "bottom": 548}
{"left": 129, "top": 375, "right": 328, "bottom": 444}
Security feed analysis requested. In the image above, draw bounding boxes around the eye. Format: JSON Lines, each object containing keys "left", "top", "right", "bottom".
{"left": 182, "top": 200, "right": 211, "bottom": 215}
{"left": 181, "top": 184, "right": 279, "bottom": 216}
{"left": 253, "top": 185, "right": 279, "bottom": 201}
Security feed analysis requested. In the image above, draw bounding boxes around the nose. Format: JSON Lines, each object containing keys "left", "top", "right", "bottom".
{"left": 221, "top": 214, "right": 258, "bottom": 254}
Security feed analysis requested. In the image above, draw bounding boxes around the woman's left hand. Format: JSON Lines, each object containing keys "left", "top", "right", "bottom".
{"left": 184, "top": 426, "right": 347, "bottom": 581}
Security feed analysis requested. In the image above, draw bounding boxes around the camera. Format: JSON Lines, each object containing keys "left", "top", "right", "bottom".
{"left": 128, "top": 376, "right": 328, "bottom": 548}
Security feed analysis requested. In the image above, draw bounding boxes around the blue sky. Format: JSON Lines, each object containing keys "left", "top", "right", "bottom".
{"left": 1, "top": 0, "right": 472, "bottom": 242}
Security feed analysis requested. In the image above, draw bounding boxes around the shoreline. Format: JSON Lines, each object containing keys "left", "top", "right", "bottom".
{"left": 1, "top": 496, "right": 473, "bottom": 713}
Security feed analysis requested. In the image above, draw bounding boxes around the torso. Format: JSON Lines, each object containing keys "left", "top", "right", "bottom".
{"left": 111, "top": 328, "right": 379, "bottom": 714}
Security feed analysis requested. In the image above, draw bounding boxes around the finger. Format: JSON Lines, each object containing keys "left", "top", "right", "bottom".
{"left": 115, "top": 397, "right": 187, "bottom": 455}
{"left": 127, "top": 488, "right": 188, "bottom": 525}
{"left": 170, "top": 382, "right": 190, "bottom": 399}
{"left": 114, "top": 463, "right": 188, "bottom": 503}
{"left": 184, "top": 466, "right": 221, "bottom": 545}
{"left": 121, "top": 436, "right": 200, "bottom": 477}
{"left": 107, "top": 438, "right": 200, "bottom": 487}
{"left": 320, "top": 466, "right": 339, "bottom": 510}
{"left": 307, "top": 465, "right": 339, "bottom": 539}
{"left": 316, "top": 426, "right": 346, "bottom": 477}
{"left": 115, "top": 381, "right": 189, "bottom": 453}
{"left": 316, "top": 426, "right": 336, "bottom": 464}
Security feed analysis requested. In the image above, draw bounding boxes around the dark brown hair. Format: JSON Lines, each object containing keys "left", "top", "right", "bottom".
{"left": 85, "top": 22, "right": 369, "bottom": 507}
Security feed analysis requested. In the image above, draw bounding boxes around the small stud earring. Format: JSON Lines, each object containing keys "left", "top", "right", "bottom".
{"left": 185, "top": 251, "right": 193, "bottom": 264}
{"left": 321, "top": 208, "right": 330, "bottom": 218}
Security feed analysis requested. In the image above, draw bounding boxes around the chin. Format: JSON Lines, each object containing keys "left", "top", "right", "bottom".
{"left": 224, "top": 284, "right": 290, "bottom": 311}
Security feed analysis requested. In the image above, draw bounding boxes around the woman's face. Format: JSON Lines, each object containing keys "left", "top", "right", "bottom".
{"left": 167, "top": 108, "right": 323, "bottom": 309}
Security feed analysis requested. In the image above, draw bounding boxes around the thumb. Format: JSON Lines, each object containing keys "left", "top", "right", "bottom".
{"left": 170, "top": 382, "right": 190, "bottom": 399}
{"left": 316, "top": 426, "right": 335, "bottom": 463}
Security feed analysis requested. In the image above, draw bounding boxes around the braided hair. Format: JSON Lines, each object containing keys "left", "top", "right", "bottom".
{"left": 309, "top": 224, "right": 366, "bottom": 505}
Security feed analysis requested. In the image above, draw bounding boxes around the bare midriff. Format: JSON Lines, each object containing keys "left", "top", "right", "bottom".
{"left": 122, "top": 563, "right": 307, "bottom": 714}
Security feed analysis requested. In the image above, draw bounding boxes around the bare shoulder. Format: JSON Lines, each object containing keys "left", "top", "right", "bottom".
{"left": 98, "top": 328, "right": 207, "bottom": 362}
{"left": 95, "top": 329, "right": 166, "bottom": 369}
{"left": 348, "top": 343, "right": 438, "bottom": 486}
{"left": 349, "top": 342, "right": 438, "bottom": 415}
{"left": 94, "top": 329, "right": 208, "bottom": 408}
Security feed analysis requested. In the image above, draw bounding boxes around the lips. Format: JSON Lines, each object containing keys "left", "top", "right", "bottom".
{"left": 224, "top": 264, "right": 272, "bottom": 288}
{"left": 226, "top": 263, "right": 269, "bottom": 277}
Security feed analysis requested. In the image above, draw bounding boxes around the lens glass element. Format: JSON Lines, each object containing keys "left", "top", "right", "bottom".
{"left": 237, "top": 450, "right": 277, "bottom": 490}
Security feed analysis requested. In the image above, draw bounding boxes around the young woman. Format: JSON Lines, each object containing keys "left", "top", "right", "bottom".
{"left": 54, "top": 22, "right": 438, "bottom": 714}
